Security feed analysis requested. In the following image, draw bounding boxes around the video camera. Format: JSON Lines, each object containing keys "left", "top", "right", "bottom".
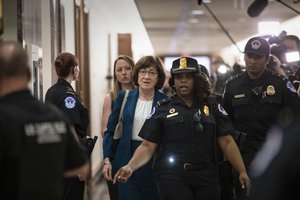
{"left": 263, "top": 31, "right": 300, "bottom": 87}
{"left": 264, "top": 31, "right": 300, "bottom": 65}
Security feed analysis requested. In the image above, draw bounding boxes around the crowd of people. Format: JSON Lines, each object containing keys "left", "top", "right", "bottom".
{"left": 0, "top": 33, "right": 300, "bottom": 200}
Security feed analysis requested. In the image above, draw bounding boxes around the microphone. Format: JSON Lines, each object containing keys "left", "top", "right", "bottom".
{"left": 247, "top": 0, "right": 269, "bottom": 17}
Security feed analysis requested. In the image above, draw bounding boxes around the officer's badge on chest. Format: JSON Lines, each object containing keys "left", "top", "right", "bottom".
{"left": 266, "top": 85, "right": 275, "bottom": 96}
{"left": 203, "top": 105, "right": 209, "bottom": 116}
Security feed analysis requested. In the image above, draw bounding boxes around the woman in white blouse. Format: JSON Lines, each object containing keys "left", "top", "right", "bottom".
{"left": 102, "top": 56, "right": 167, "bottom": 200}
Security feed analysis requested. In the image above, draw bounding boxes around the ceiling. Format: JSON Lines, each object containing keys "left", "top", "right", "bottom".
{"left": 135, "top": 0, "right": 300, "bottom": 56}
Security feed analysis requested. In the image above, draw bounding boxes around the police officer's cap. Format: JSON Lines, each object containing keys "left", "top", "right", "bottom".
{"left": 244, "top": 36, "right": 270, "bottom": 56}
{"left": 171, "top": 57, "right": 200, "bottom": 75}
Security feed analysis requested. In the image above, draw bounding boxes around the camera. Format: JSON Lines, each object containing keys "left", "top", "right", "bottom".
{"left": 263, "top": 31, "right": 300, "bottom": 87}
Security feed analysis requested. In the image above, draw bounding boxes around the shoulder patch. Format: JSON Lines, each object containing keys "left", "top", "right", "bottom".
{"left": 146, "top": 107, "right": 156, "bottom": 119}
{"left": 218, "top": 104, "right": 228, "bottom": 116}
{"left": 64, "top": 96, "right": 76, "bottom": 109}
{"left": 157, "top": 97, "right": 172, "bottom": 106}
{"left": 269, "top": 70, "right": 286, "bottom": 80}
{"left": 287, "top": 81, "right": 297, "bottom": 93}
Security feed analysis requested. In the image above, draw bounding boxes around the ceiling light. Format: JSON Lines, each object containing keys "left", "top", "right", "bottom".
{"left": 258, "top": 21, "right": 280, "bottom": 35}
{"left": 202, "top": 0, "right": 211, "bottom": 3}
{"left": 286, "top": 51, "right": 300, "bottom": 63}
{"left": 188, "top": 18, "right": 199, "bottom": 23}
{"left": 217, "top": 64, "right": 229, "bottom": 74}
{"left": 192, "top": 10, "right": 204, "bottom": 15}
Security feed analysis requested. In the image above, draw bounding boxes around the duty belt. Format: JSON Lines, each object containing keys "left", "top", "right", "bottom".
{"left": 155, "top": 160, "right": 207, "bottom": 171}
{"left": 183, "top": 162, "right": 207, "bottom": 170}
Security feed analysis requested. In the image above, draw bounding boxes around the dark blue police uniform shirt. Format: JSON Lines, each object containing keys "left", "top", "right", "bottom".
{"left": 0, "top": 90, "right": 87, "bottom": 200}
{"left": 139, "top": 94, "right": 234, "bottom": 164}
{"left": 223, "top": 69, "right": 300, "bottom": 140}
{"left": 45, "top": 78, "right": 89, "bottom": 138}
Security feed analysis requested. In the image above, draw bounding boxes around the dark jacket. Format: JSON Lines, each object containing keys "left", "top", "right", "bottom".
{"left": 103, "top": 88, "right": 167, "bottom": 170}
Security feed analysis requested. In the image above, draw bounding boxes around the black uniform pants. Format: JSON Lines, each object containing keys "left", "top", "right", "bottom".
{"left": 156, "top": 167, "right": 220, "bottom": 200}
{"left": 234, "top": 140, "right": 262, "bottom": 200}
{"left": 219, "top": 161, "right": 234, "bottom": 200}
{"left": 63, "top": 177, "right": 85, "bottom": 200}
{"left": 107, "top": 180, "right": 119, "bottom": 200}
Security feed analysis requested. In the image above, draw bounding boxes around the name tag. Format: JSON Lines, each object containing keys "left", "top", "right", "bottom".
{"left": 234, "top": 94, "right": 245, "bottom": 98}
{"left": 167, "top": 112, "right": 178, "bottom": 118}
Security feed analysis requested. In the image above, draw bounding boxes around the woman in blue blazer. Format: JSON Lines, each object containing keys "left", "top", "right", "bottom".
{"left": 103, "top": 56, "right": 167, "bottom": 200}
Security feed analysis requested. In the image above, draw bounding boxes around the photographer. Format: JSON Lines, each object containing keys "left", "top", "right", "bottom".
{"left": 267, "top": 33, "right": 300, "bottom": 96}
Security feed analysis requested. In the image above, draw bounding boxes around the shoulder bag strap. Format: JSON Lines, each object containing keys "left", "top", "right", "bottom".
{"left": 117, "top": 90, "right": 129, "bottom": 123}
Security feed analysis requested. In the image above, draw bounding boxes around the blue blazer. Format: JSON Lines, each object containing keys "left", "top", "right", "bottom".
{"left": 103, "top": 88, "right": 167, "bottom": 170}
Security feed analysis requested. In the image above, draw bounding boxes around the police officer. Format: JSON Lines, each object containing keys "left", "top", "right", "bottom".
{"left": 222, "top": 36, "right": 300, "bottom": 199}
{"left": 45, "top": 52, "right": 89, "bottom": 200}
{"left": 0, "top": 41, "right": 88, "bottom": 200}
{"left": 113, "top": 57, "right": 250, "bottom": 200}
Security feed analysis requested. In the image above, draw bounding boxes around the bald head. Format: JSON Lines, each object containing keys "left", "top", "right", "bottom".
{"left": 0, "top": 41, "right": 30, "bottom": 80}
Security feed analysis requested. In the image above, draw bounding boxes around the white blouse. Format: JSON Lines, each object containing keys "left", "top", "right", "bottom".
{"left": 131, "top": 98, "right": 153, "bottom": 141}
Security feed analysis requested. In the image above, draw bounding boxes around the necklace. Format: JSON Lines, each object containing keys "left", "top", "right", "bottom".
{"left": 139, "top": 94, "right": 154, "bottom": 101}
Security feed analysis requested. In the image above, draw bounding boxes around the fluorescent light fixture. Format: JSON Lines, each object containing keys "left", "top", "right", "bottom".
{"left": 285, "top": 51, "right": 300, "bottom": 63}
{"left": 258, "top": 21, "right": 280, "bottom": 35}
{"left": 188, "top": 18, "right": 199, "bottom": 23}
{"left": 192, "top": 10, "right": 204, "bottom": 15}
{"left": 202, "top": 0, "right": 211, "bottom": 3}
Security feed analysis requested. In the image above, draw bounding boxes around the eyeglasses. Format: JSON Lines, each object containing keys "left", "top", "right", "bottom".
{"left": 138, "top": 69, "right": 158, "bottom": 77}
{"left": 193, "top": 110, "right": 203, "bottom": 132}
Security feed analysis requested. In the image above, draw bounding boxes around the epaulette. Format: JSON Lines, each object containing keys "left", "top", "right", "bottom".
{"left": 66, "top": 87, "right": 76, "bottom": 95}
{"left": 157, "top": 96, "right": 172, "bottom": 106}
{"left": 269, "top": 70, "right": 287, "bottom": 81}
{"left": 226, "top": 73, "right": 243, "bottom": 84}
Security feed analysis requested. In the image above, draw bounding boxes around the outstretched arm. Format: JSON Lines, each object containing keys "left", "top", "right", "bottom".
{"left": 218, "top": 135, "right": 251, "bottom": 195}
{"left": 113, "top": 140, "right": 157, "bottom": 183}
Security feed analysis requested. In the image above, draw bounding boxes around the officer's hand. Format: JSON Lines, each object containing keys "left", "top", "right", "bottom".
{"left": 293, "top": 80, "right": 300, "bottom": 97}
{"left": 102, "top": 161, "right": 113, "bottom": 181}
{"left": 239, "top": 170, "right": 251, "bottom": 196}
{"left": 272, "top": 55, "right": 286, "bottom": 76}
{"left": 113, "top": 165, "right": 133, "bottom": 184}
{"left": 78, "top": 174, "right": 86, "bottom": 181}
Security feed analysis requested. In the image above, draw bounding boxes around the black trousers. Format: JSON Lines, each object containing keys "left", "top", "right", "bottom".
{"left": 156, "top": 167, "right": 220, "bottom": 200}
{"left": 107, "top": 178, "right": 119, "bottom": 200}
{"left": 63, "top": 177, "right": 85, "bottom": 200}
{"left": 219, "top": 161, "right": 234, "bottom": 200}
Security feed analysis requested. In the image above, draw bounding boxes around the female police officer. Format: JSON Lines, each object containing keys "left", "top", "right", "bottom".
{"left": 113, "top": 57, "right": 250, "bottom": 200}
{"left": 45, "top": 52, "right": 89, "bottom": 200}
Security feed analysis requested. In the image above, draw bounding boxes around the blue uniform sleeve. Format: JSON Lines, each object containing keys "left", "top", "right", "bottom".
{"left": 103, "top": 91, "right": 126, "bottom": 158}
{"left": 215, "top": 103, "right": 235, "bottom": 137}
{"left": 138, "top": 106, "right": 163, "bottom": 144}
{"left": 60, "top": 95, "right": 81, "bottom": 124}
{"left": 222, "top": 83, "right": 234, "bottom": 120}
{"left": 282, "top": 79, "right": 300, "bottom": 114}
